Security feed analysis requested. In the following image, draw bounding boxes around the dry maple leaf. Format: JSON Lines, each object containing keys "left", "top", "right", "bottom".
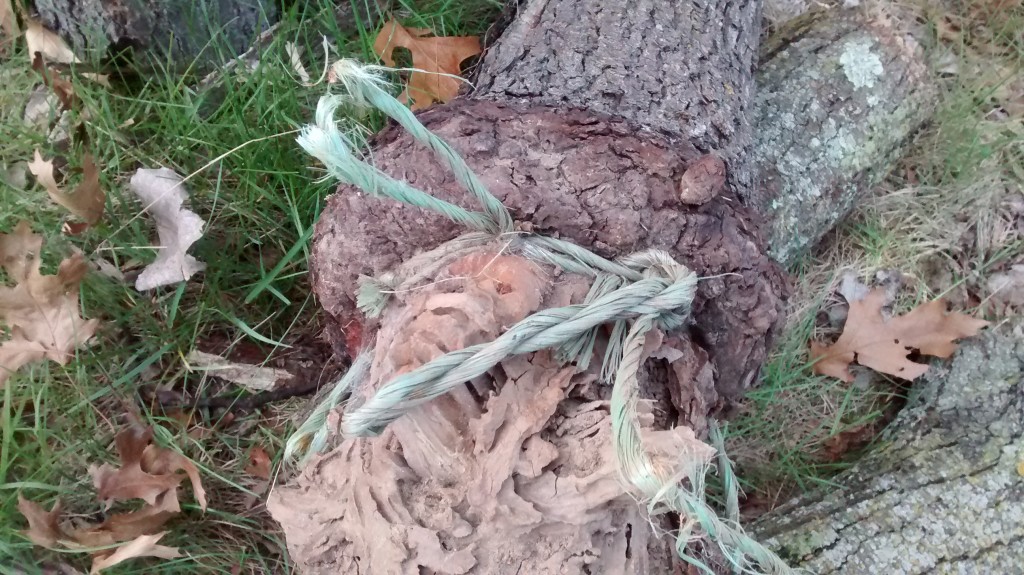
{"left": 810, "top": 288, "right": 989, "bottom": 382}
{"left": 0, "top": 222, "right": 99, "bottom": 388}
{"left": 28, "top": 150, "right": 105, "bottom": 224}
{"left": 130, "top": 167, "right": 206, "bottom": 291}
{"left": 89, "top": 532, "right": 181, "bottom": 574}
{"left": 373, "top": 19, "right": 481, "bottom": 110}
{"left": 90, "top": 424, "right": 207, "bottom": 512}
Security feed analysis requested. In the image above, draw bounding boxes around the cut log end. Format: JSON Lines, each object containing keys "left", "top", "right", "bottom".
{"left": 310, "top": 100, "right": 789, "bottom": 400}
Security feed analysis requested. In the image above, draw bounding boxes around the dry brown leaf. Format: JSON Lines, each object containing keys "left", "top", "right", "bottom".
{"left": 245, "top": 446, "right": 273, "bottom": 480}
{"left": 19, "top": 494, "right": 176, "bottom": 551}
{"left": 17, "top": 495, "right": 65, "bottom": 548}
{"left": 0, "top": 222, "right": 99, "bottom": 388}
{"left": 810, "top": 289, "right": 989, "bottom": 382}
{"left": 31, "top": 53, "right": 78, "bottom": 111}
{"left": 1, "top": 0, "right": 18, "bottom": 45}
{"left": 91, "top": 424, "right": 207, "bottom": 512}
{"left": 130, "top": 167, "right": 207, "bottom": 291}
{"left": 24, "top": 19, "right": 79, "bottom": 64}
{"left": 28, "top": 150, "right": 105, "bottom": 224}
{"left": 72, "top": 504, "right": 178, "bottom": 548}
{"left": 373, "top": 20, "right": 481, "bottom": 110}
{"left": 89, "top": 532, "right": 181, "bottom": 574}
{"left": 141, "top": 444, "right": 208, "bottom": 511}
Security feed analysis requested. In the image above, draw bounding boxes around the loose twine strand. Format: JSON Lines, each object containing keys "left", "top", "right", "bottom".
{"left": 283, "top": 59, "right": 795, "bottom": 575}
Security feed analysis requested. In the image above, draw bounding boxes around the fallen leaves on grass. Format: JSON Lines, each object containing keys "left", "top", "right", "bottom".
{"left": 17, "top": 501, "right": 183, "bottom": 575}
{"left": 130, "top": 168, "right": 206, "bottom": 291}
{"left": 28, "top": 150, "right": 105, "bottom": 224}
{"left": 88, "top": 532, "right": 181, "bottom": 574}
{"left": 18, "top": 422, "right": 205, "bottom": 572}
{"left": 373, "top": 20, "right": 480, "bottom": 110}
{"left": 18, "top": 495, "right": 64, "bottom": 548}
{"left": 0, "top": 222, "right": 99, "bottom": 388}
{"left": 810, "top": 289, "right": 989, "bottom": 382}
{"left": 24, "top": 18, "right": 79, "bottom": 64}
{"left": 31, "top": 52, "right": 78, "bottom": 111}
{"left": 90, "top": 424, "right": 208, "bottom": 512}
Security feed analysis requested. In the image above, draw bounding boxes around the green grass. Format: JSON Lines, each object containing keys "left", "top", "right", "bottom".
{"left": 724, "top": 1, "right": 1024, "bottom": 507}
{"left": 0, "top": 1, "right": 501, "bottom": 573}
{"left": 1, "top": 0, "right": 1022, "bottom": 571}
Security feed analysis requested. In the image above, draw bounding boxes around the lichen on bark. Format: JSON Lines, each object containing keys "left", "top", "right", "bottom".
{"left": 753, "top": 11, "right": 936, "bottom": 263}
{"left": 757, "top": 324, "right": 1024, "bottom": 573}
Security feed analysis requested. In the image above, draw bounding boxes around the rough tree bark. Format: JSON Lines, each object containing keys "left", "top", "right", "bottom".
{"left": 756, "top": 324, "right": 1024, "bottom": 573}
{"left": 255, "top": 1, "right": 943, "bottom": 574}
{"left": 308, "top": 6, "right": 934, "bottom": 399}
{"left": 32, "top": 0, "right": 276, "bottom": 66}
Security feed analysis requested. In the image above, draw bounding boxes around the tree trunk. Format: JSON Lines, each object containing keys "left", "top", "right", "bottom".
{"left": 755, "top": 324, "right": 1024, "bottom": 574}
{"left": 32, "top": 0, "right": 276, "bottom": 67}
{"left": 270, "top": 2, "right": 940, "bottom": 574}
{"left": 753, "top": 10, "right": 935, "bottom": 263}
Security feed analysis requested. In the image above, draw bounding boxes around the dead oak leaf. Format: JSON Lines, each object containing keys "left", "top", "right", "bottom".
{"left": 130, "top": 168, "right": 206, "bottom": 291}
{"left": 373, "top": 20, "right": 480, "bottom": 110}
{"left": 72, "top": 505, "right": 178, "bottom": 549}
{"left": 17, "top": 495, "right": 65, "bottom": 548}
{"left": 31, "top": 53, "right": 78, "bottom": 111}
{"left": 811, "top": 288, "right": 989, "bottom": 382}
{"left": 91, "top": 424, "right": 207, "bottom": 512}
{"left": 1, "top": 0, "right": 19, "bottom": 51}
{"left": 0, "top": 222, "right": 99, "bottom": 388}
{"left": 28, "top": 150, "right": 105, "bottom": 224}
{"left": 89, "top": 532, "right": 181, "bottom": 574}
{"left": 24, "top": 18, "right": 79, "bottom": 64}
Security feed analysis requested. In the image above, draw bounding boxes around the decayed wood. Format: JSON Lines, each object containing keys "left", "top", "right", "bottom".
{"left": 756, "top": 324, "right": 1024, "bottom": 573}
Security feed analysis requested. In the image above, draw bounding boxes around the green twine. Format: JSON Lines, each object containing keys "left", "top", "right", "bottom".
{"left": 286, "top": 59, "right": 795, "bottom": 575}
{"left": 281, "top": 351, "right": 371, "bottom": 465}
{"left": 342, "top": 267, "right": 697, "bottom": 436}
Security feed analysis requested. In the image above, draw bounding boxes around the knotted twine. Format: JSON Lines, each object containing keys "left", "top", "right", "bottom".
{"left": 283, "top": 60, "right": 794, "bottom": 575}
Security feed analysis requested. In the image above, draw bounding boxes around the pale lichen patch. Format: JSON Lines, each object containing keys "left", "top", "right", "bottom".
{"left": 840, "top": 39, "right": 884, "bottom": 90}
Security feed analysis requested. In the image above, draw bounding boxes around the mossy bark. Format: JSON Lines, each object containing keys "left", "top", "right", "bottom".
{"left": 756, "top": 324, "right": 1024, "bottom": 573}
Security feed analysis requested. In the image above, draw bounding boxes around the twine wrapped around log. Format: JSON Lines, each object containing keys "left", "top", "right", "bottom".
{"left": 283, "top": 60, "right": 794, "bottom": 575}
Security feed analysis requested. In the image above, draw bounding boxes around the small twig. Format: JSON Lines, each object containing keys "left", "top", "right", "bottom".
{"left": 160, "top": 377, "right": 323, "bottom": 414}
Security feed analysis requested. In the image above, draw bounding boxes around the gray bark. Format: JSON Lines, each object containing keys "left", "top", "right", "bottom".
{"left": 756, "top": 324, "right": 1024, "bottom": 574}
{"left": 32, "top": 0, "right": 276, "bottom": 66}
{"left": 753, "top": 10, "right": 936, "bottom": 263}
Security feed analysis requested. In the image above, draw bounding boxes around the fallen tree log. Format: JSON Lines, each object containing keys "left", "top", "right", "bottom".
{"left": 267, "top": 2, "right": 943, "bottom": 574}
{"left": 756, "top": 323, "right": 1024, "bottom": 573}
{"left": 31, "top": 0, "right": 277, "bottom": 66}
{"left": 309, "top": 5, "right": 935, "bottom": 399}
